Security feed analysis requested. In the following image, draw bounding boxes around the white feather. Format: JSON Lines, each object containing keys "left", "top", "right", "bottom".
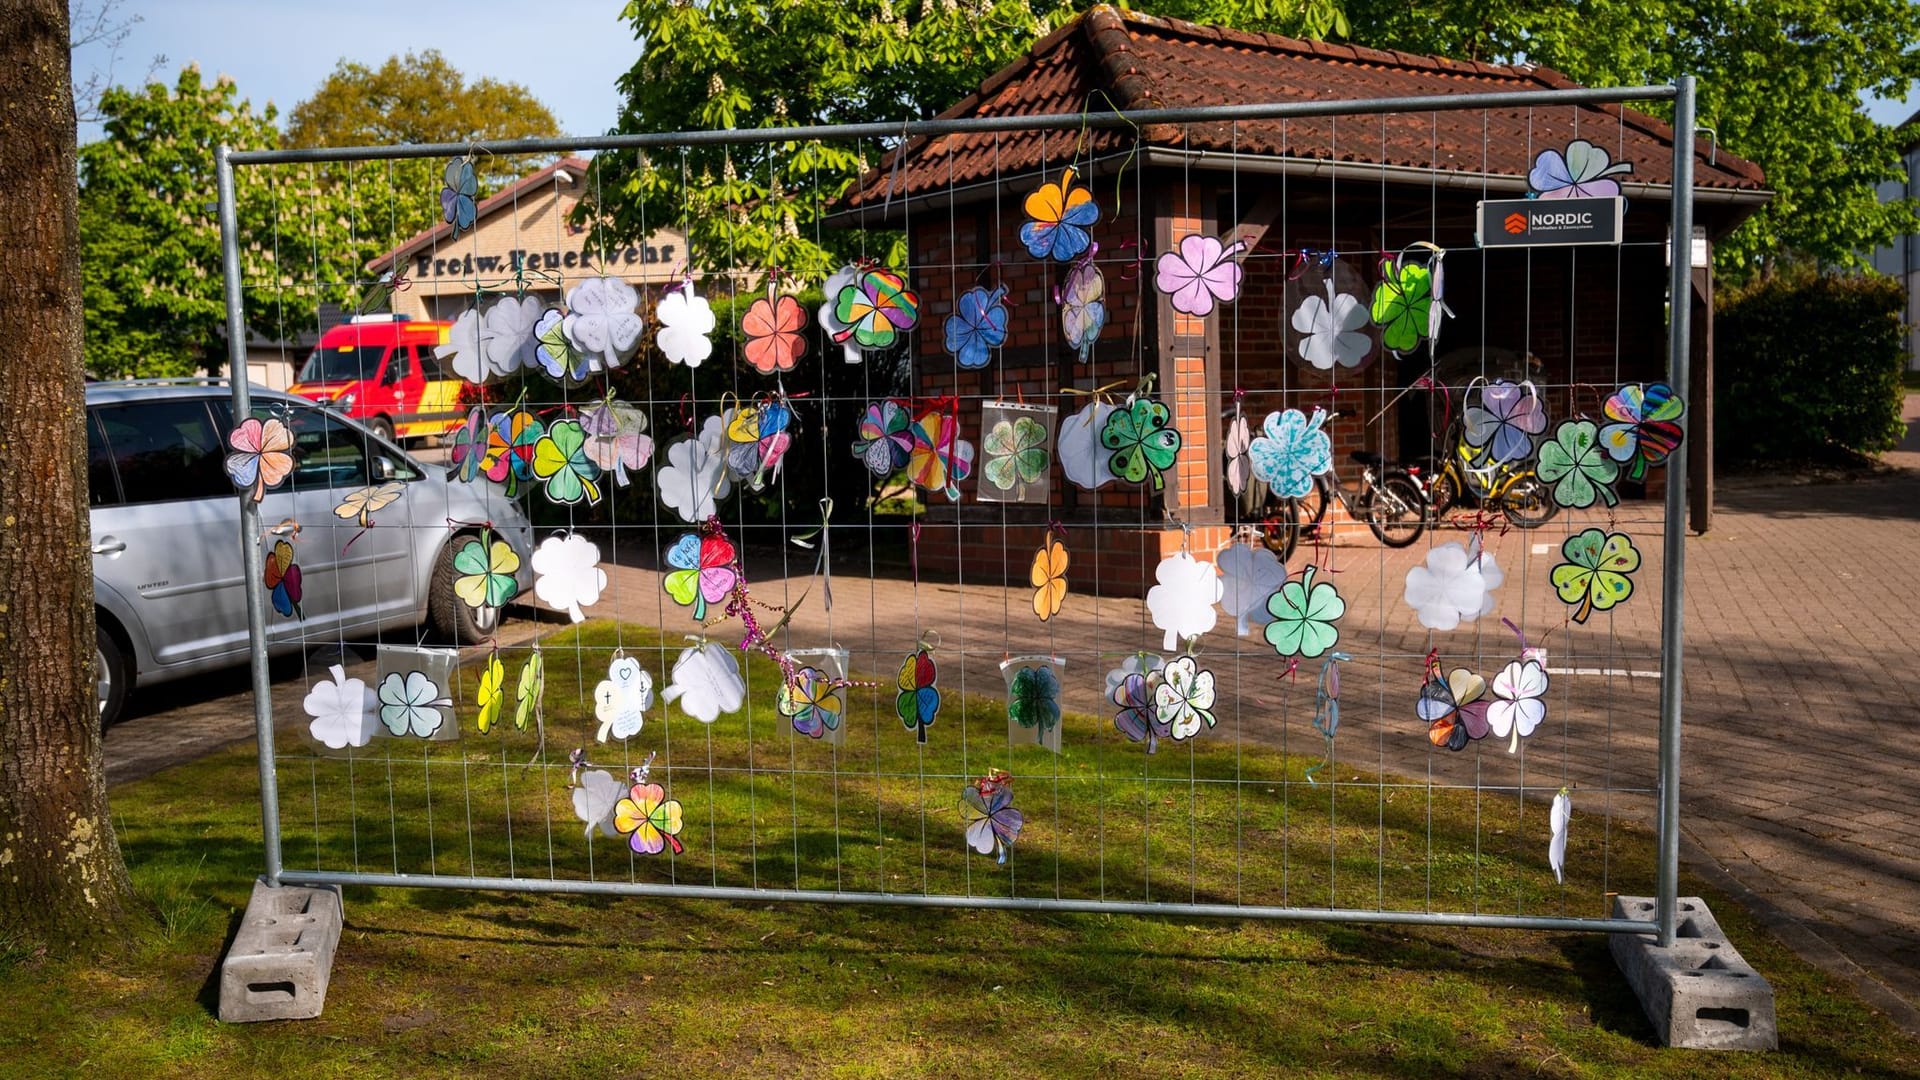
{"left": 1549, "top": 789, "right": 1572, "bottom": 884}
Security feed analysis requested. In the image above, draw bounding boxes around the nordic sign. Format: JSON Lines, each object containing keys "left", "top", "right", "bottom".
{"left": 1476, "top": 196, "right": 1624, "bottom": 248}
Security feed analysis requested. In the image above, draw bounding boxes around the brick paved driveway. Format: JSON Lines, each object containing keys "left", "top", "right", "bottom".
{"left": 105, "top": 395, "right": 1920, "bottom": 1019}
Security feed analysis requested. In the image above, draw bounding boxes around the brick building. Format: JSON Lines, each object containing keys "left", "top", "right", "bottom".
{"left": 838, "top": 5, "right": 1767, "bottom": 595}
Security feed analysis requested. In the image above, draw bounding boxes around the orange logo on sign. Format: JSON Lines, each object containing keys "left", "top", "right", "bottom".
{"left": 1503, "top": 212, "right": 1528, "bottom": 235}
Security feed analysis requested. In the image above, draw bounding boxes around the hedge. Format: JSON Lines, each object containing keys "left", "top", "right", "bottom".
{"left": 1716, "top": 272, "right": 1908, "bottom": 463}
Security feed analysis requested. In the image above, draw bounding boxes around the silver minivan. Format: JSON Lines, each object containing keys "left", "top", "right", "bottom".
{"left": 87, "top": 382, "right": 533, "bottom": 727}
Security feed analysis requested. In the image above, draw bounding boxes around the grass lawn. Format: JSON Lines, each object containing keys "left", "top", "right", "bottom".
{"left": 2, "top": 620, "right": 1914, "bottom": 1078}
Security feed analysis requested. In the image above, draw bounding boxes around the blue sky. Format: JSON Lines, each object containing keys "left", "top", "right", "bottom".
{"left": 71, "top": 0, "right": 640, "bottom": 142}
{"left": 72, "top": 2, "right": 1920, "bottom": 144}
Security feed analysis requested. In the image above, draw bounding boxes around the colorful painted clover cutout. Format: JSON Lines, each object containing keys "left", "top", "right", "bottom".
{"left": 1551, "top": 529, "right": 1639, "bottom": 623}
{"left": 1247, "top": 408, "right": 1333, "bottom": 500}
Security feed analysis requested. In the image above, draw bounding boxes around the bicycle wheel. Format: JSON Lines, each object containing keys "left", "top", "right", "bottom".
{"left": 1502, "top": 475, "right": 1559, "bottom": 529}
{"left": 1426, "top": 467, "right": 1459, "bottom": 520}
{"left": 1363, "top": 474, "right": 1427, "bottom": 548}
{"left": 1258, "top": 497, "right": 1302, "bottom": 562}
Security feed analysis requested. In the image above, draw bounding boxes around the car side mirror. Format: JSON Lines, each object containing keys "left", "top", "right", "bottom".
{"left": 373, "top": 456, "right": 397, "bottom": 481}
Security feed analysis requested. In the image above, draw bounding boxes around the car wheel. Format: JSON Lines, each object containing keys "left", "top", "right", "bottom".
{"left": 367, "top": 415, "right": 395, "bottom": 444}
{"left": 427, "top": 538, "right": 502, "bottom": 645}
{"left": 97, "top": 622, "right": 130, "bottom": 733}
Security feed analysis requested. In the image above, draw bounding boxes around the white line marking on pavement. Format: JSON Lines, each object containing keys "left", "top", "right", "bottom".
{"left": 1545, "top": 667, "right": 1663, "bottom": 679}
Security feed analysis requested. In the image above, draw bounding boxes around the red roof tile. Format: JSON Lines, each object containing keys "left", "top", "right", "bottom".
{"left": 843, "top": 6, "right": 1763, "bottom": 209}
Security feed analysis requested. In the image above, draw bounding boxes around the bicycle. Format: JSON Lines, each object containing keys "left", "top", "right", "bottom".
{"left": 1423, "top": 425, "right": 1557, "bottom": 530}
{"left": 1256, "top": 436, "right": 1428, "bottom": 561}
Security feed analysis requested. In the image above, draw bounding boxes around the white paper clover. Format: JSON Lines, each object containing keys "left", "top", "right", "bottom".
{"left": 377, "top": 670, "right": 450, "bottom": 738}
{"left": 1403, "top": 540, "right": 1504, "bottom": 631}
{"left": 1216, "top": 542, "right": 1286, "bottom": 636}
{"left": 818, "top": 265, "right": 862, "bottom": 364}
{"left": 563, "top": 276, "right": 644, "bottom": 371}
{"left": 572, "top": 768, "right": 625, "bottom": 839}
{"left": 661, "top": 642, "right": 747, "bottom": 723}
{"left": 657, "top": 415, "right": 733, "bottom": 523}
{"left": 1488, "top": 656, "right": 1548, "bottom": 753}
{"left": 1290, "top": 279, "right": 1372, "bottom": 370}
{"left": 530, "top": 533, "right": 606, "bottom": 623}
{"left": 479, "top": 295, "right": 542, "bottom": 380}
{"left": 1549, "top": 788, "right": 1571, "bottom": 884}
{"left": 304, "top": 664, "right": 377, "bottom": 750}
{"left": 435, "top": 307, "right": 488, "bottom": 384}
{"left": 594, "top": 654, "right": 654, "bottom": 743}
{"left": 655, "top": 279, "right": 716, "bottom": 368}
{"left": 1153, "top": 654, "right": 1218, "bottom": 740}
{"left": 1056, "top": 400, "right": 1118, "bottom": 490}
{"left": 1146, "top": 551, "right": 1223, "bottom": 651}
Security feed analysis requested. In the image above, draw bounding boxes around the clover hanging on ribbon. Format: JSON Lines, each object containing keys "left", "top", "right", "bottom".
{"left": 1370, "top": 258, "right": 1435, "bottom": 354}
{"left": 1100, "top": 394, "right": 1182, "bottom": 491}
{"left": 1264, "top": 563, "right": 1345, "bottom": 659}
{"left": 1599, "top": 381, "right": 1685, "bottom": 481}
{"left": 982, "top": 414, "right": 1050, "bottom": 497}
{"left": 1536, "top": 419, "right": 1620, "bottom": 509}
{"left": 1551, "top": 528, "right": 1640, "bottom": 624}
{"left": 531, "top": 418, "right": 604, "bottom": 506}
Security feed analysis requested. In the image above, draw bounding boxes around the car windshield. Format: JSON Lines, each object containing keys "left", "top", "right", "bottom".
{"left": 298, "top": 344, "right": 386, "bottom": 383}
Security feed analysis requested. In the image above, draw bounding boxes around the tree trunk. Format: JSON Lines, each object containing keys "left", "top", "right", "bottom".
{"left": 0, "top": 0, "right": 137, "bottom": 950}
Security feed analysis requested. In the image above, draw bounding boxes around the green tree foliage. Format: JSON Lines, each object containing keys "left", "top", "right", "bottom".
{"left": 595, "top": 0, "right": 1920, "bottom": 284}
{"left": 78, "top": 65, "right": 303, "bottom": 378}
{"left": 1717, "top": 270, "right": 1908, "bottom": 462}
{"left": 285, "top": 50, "right": 564, "bottom": 238}
{"left": 1340, "top": 0, "right": 1920, "bottom": 281}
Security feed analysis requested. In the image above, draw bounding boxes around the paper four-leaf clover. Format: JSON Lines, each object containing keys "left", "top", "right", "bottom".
{"left": 853, "top": 399, "right": 914, "bottom": 478}
{"left": 1146, "top": 551, "right": 1223, "bottom": 651}
{"left": 562, "top": 276, "right": 644, "bottom": 371}
{"left": 1600, "top": 381, "right": 1685, "bottom": 481}
{"left": 1100, "top": 395, "right": 1182, "bottom": 491}
{"left": 579, "top": 400, "right": 653, "bottom": 486}
{"left": 944, "top": 285, "right": 1009, "bottom": 369}
{"left": 1265, "top": 564, "right": 1345, "bottom": 658}
{"left": 571, "top": 768, "right": 623, "bottom": 839}
{"left": 531, "top": 533, "right": 606, "bottom": 623}
{"left": 656, "top": 279, "right": 716, "bottom": 367}
{"left": 1247, "top": 408, "right": 1332, "bottom": 500}
{"left": 534, "top": 307, "right": 591, "bottom": 384}
{"left": 1154, "top": 655, "right": 1218, "bottom": 741}
{"left": 1155, "top": 234, "right": 1247, "bottom": 317}
{"left": 1536, "top": 420, "right": 1619, "bottom": 509}
{"left": 1463, "top": 380, "right": 1547, "bottom": 463}
{"left": 531, "top": 419, "right": 604, "bottom": 506}
{"left": 1530, "top": 139, "right": 1633, "bottom": 198}
{"left": 473, "top": 653, "right": 506, "bottom": 734}
{"left": 441, "top": 157, "right": 477, "bottom": 235}
{"left": 1403, "top": 540, "right": 1504, "bottom": 631}
{"left": 482, "top": 409, "right": 544, "bottom": 497}
{"left": 1057, "top": 400, "right": 1118, "bottom": 490}
{"left": 1060, "top": 260, "right": 1107, "bottom": 361}
{"left": 1108, "top": 654, "right": 1169, "bottom": 751}
{"left": 1006, "top": 664, "right": 1061, "bottom": 743}
{"left": 833, "top": 268, "right": 920, "bottom": 350}
{"left": 448, "top": 406, "right": 489, "bottom": 483}
{"left": 742, "top": 292, "right": 808, "bottom": 374}
{"left": 613, "top": 781, "right": 684, "bottom": 855}
{"left": 1417, "top": 663, "right": 1492, "bottom": 751}
{"left": 1488, "top": 657, "right": 1548, "bottom": 753}
{"left": 1291, "top": 279, "right": 1372, "bottom": 370}
{"left": 452, "top": 533, "right": 521, "bottom": 610}
{"left": 225, "top": 416, "right": 293, "bottom": 501}
{"left": 895, "top": 649, "right": 941, "bottom": 742}
{"left": 656, "top": 416, "right": 733, "bottom": 523}
{"left": 477, "top": 296, "right": 542, "bottom": 382}
{"left": 1216, "top": 541, "right": 1286, "bottom": 636}
{"left": 663, "top": 532, "right": 738, "bottom": 622}
{"left": 1551, "top": 528, "right": 1640, "bottom": 623}
{"left": 982, "top": 415, "right": 1050, "bottom": 496}
{"left": 661, "top": 642, "right": 746, "bottom": 723}
{"left": 594, "top": 655, "right": 653, "bottom": 743}
{"left": 779, "top": 665, "right": 844, "bottom": 739}
{"left": 1370, "top": 259, "right": 1434, "bottom": 353}
{"left": 304, "top": 664, "right": 377, "bottom": 750}
{"left": 514, "top": 650, "right": 544, "bottom": 733}
{"left": 377, "top": 670, "right": 450, "bottom": 738}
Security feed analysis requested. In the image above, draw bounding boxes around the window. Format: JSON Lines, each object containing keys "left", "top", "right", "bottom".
{"left": 298, "top": 344, "right": 387, "bottom": 384}
{"left": 382, "top": 344, "right": 412, "bottom": 384}
{"left": 86, "top": 411, "right": 121, "bottom": 507}
{"left": 93, "top": 401, "right": 229, "bottom": 504}
{"left": 417, "top": 346, "right": 448, "bottom": 381}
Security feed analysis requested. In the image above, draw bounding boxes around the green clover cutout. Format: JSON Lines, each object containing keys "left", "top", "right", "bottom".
{"left": 1370, "top": 261, "right": 1433, "bottom": 353}
{"left": 1100, "top": 397, "right": 1182, "bottom": 491}
{"left": 983, "top": 416, "right": 1050, "bottom": 493}
{"left": 531, "top": 419, "right": 603, "bottom": 505}
{"left": 1551, "top": 528, "right": 1640, "bottom": 623}
{"left": 1007, "top": 664, "right": 1061, "bottom": 743}
{"left": 1536, "top": 420, "right": 1619, "bottom": 509}
{"left": 1264, "top": 564, "right": 1346, "bottom": 658}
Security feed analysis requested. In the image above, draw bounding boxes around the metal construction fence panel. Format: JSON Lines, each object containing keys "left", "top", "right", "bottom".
{"left": 217, "top": 80, "right": 1698, "bottom": 943}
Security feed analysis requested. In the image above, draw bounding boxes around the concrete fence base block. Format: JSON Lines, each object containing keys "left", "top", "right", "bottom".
{"left": 1609, "top": 895, "right": 1777, "bottom": 1050}
{"left": 217, "top": 878, "right": 344, "bottom": 1023}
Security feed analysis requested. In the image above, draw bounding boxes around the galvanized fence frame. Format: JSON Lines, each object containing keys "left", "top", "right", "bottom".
{"left": 216, "top": 78, "right": 1697, "bottom": 945}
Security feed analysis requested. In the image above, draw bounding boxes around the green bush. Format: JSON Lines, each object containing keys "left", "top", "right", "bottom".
{"left": 1717, "top": 271, "right": 1908, "bottom": 462}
